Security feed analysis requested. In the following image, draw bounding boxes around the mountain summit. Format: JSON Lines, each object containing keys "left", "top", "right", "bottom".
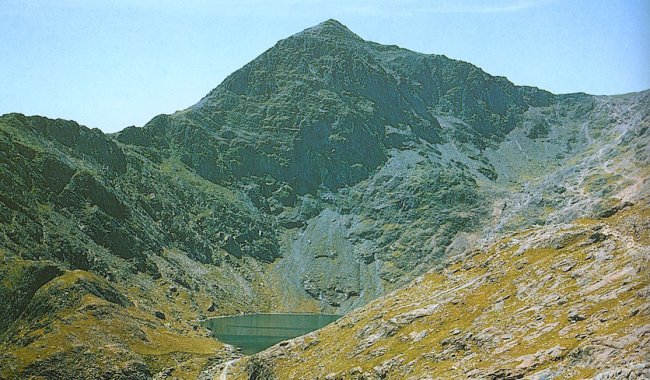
{"left": 119, "top": 20, "right": 553, "bottom": 194}
{"left": 299, "top": 18, "right": 362, "bottom": 39}
{"left": 1, "top": 20, "right": 648, "bottom": 379}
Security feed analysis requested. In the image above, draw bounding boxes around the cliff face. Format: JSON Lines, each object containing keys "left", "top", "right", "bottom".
{"left": 0, "top": 19, "right": 648, "bottom": 379}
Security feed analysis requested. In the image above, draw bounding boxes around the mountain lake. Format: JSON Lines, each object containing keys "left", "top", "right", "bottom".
{"left": 202, "top": 313, "right": 341, "bottom": 354}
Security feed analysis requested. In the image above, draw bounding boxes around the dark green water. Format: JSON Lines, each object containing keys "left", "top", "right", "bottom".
{"left": 202, "top": 313, "right": 341, "bottom": 355}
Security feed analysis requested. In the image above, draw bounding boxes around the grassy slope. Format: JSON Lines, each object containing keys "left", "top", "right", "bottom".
{"left": 0, "top": 269, "right": 225, "bottom": 379}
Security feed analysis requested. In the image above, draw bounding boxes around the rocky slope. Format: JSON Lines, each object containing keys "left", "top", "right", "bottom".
{"left": 0, "top": 19, "right": 648, "bottom": 379}
{"left": 232, "top": 203, "right": 649, "bottom": 379}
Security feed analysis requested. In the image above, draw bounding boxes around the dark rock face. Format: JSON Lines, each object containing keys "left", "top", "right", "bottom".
{"left": 0, "top": 260, "right": 63, "bottom": 333}
{"left": 27, "top": 116, "right": 128, "bottom": 174}
{"left": 36, "top": 154, "right": 76, "bottom": 194}
{"left": 59, "top": 171, "right": 128, "bottom": 220}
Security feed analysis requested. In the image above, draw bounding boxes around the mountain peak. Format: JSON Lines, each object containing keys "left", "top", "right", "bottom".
{"left": 299, "top": 19, "right": 361, "bottom": 41}
{"left": 315, "top": 18, "right": 346, "bottom": 29}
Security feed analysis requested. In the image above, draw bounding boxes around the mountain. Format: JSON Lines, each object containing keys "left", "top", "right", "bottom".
{"left": 0, "top": 19, "right": 648, "bottom": 379}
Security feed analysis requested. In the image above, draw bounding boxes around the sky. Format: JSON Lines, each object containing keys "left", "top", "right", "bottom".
{"left": 0, "top": 0, "right": 648, "bottom": 133}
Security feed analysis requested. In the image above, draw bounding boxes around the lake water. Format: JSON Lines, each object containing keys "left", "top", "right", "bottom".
{"left": 202, "top": 313, "right": 341, "bottom": 355}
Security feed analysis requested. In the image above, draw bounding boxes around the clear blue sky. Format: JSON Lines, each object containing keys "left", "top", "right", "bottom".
{"left": 1, "top": 0, "right": 648, "bottom": 133}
